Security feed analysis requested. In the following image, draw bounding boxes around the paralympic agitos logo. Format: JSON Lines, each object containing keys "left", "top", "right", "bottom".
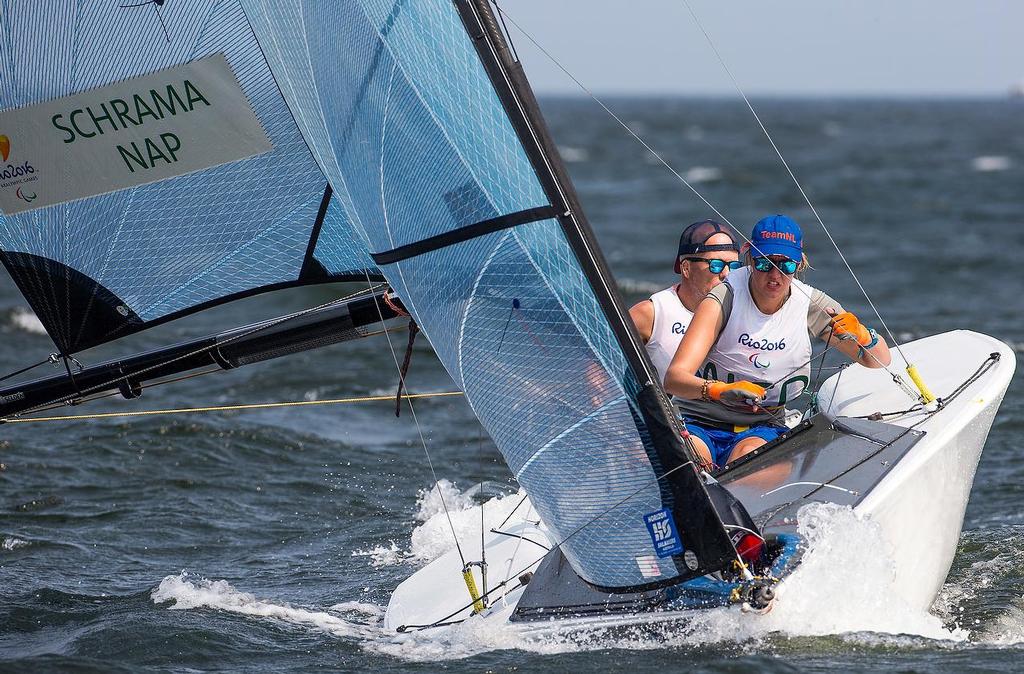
{"left": 748, "top": 353, "right": 771, "bottom": 369}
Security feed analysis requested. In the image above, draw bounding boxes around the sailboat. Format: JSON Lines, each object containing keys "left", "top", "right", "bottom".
{"left": 0, "top": 0, "right": 1014, "bottom": 635}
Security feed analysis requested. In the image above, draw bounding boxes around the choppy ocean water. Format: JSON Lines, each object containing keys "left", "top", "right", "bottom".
{"left": 1, "top": 97, "right": 1022, "bottom": 672}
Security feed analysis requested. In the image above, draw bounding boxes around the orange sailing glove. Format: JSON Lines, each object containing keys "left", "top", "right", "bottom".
{"left": 707, "top": 380, "right": 766, "bottom": 406}
{"left": 830, "top": 311, "right": 872, "bottom": 346}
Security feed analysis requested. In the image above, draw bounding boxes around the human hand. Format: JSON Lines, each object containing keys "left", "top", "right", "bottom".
{"left": 828, "top": 310, "right": 871, "bottom": 346}
{"left": 707, "top": 380, "right": 766, "bottom": 407}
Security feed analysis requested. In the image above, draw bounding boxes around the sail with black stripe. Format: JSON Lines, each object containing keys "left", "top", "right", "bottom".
{"left": 0, "top": 0, "right": 739, "bottom": 590}
{"left": 241, "top": 0, "right": 737, "bottom": 590}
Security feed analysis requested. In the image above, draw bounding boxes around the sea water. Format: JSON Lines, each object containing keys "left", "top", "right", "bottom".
{"left": 1, "top": 98, "right": 1022, "bottom": 671}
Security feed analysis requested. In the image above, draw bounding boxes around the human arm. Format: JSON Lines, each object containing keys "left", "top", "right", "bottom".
{"left": 628, "top": 299, "right": 655, "bottom": 344}
{"left": 807, "top": 290, "right": 891, "bottom": 368}
{"left": 825, "top": 309, "right": 891, "bottom": 368}
{"left": 663, "top": 296, "right": 723, "bottom": 398}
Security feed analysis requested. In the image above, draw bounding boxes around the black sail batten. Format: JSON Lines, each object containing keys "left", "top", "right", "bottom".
{"left": 371, "top": 206, "right": 558, "bottom": 265}
{"left": 454, "top": 0, "right": 738, "bottom": 588}
{"left": 299, "top": 184, "right": 335, "bottom": 280}
{"left": 0, "top": 292, "right": 401, "bottom": 419}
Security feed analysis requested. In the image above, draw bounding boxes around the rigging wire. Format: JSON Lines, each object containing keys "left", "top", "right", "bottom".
{"left": 492, "top": 4, "right": 918, "bottom": 401}
{"left": 1, "top": 390, "right": 464, "bottom": 424}
{"left": 676, "top": 0, "right": 910, "bottom": 368}
{"left": 0, "top": 354, "right": 58, "bottom": 384}
{"left": 361, "top": 270, "right": 468, "bottom": 568}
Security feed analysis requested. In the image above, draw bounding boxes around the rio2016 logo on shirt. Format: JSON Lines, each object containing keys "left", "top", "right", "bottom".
{"left": 671, "top": 322, "right": 685, "bottom": 335}
{"left": 738, "top": 333, "right": 786, "bottom": 351}
{"left": 0, "top": 135, "right": 9, "bottom": 162}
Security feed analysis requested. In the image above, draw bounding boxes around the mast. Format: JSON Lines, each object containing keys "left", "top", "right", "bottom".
{"left": 453, "top": 0, "right": 738, "bottom": 586}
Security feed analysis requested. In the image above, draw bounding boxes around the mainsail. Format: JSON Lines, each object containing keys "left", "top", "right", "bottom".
{"left": 0, "top": 1, "right": 379, "bottom": 354}
{"left": 0, "top": 0, "right": 738, "bottom": 591}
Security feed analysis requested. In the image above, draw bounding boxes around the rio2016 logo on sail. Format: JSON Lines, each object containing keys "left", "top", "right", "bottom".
{"left": 738, "top": 333, "right": 785, "bottom": 351}
{"left": 0, "top": 134, "right": 40, "bottom": 199}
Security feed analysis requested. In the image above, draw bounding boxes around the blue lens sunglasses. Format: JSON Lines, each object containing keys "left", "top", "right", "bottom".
{"left": 683, "top": 257, "right": 743, "bottom": 274}
{"left": 753, "top": 257, "right": 799, "bottom": 275}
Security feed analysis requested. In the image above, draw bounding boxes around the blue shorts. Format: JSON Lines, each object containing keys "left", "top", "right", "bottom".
{"left": 682, "top": 420, "right": 785, "bottom": 468}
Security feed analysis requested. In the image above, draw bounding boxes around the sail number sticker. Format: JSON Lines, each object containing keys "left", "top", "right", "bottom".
{"left": 0, "top": 53, "right": 272, "bottom": 216}
{"left": 644, "top": 508, "right": 684, "bottom": 559}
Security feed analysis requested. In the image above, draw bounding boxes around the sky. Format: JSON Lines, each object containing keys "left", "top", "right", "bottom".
{"left": 501, "top": 1, "right": 1023, "bottom": 97}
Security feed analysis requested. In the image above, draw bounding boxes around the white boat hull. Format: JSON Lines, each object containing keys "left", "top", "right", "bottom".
{"left": 384, "top": 330, "right": 1015, "bottom": 631}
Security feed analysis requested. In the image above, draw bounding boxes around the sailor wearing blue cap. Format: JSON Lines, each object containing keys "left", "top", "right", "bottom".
{"left": 664, "top": 215, "right": 892, "bottom": 469}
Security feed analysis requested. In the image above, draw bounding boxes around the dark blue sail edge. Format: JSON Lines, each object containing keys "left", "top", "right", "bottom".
{"left": 0, "top": 1, "right": 378, "bottom": 353}
{"left": 240, "top": 0, "right": 727, "bottom": 590}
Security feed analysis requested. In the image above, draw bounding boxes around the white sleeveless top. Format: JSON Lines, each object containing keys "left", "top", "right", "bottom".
{"left": 704, "top": 267, "right": 812, "bottom": 407}
{"left": 645, "top": 285, "right": 695, "bottom": 385}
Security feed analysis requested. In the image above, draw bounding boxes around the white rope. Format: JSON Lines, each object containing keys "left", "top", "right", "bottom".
{"left": 677, "top": 0, "right": 911, "bottom": 368}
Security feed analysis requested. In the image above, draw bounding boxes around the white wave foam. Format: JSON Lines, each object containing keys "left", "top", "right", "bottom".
{"left": 348, "top": 481, "right": 527, "bottom": 570}
{"left": 8, "top": 307, "right": 45, "bottom": 334}
{"left": 823, "top": 121, "right": 843, "bottom": 137}
{"left": 328, "top": 601, "right": 384, "bottom": 618}
{"left": 1, "top": 536, "right": 29, "bottom": 551}
{"left": 971, "top": 155, "right": 1012, "bottom": 172}
{"left": 152, "top": 573, "right": 377, "bottom": 638}
{"left": 980, "top": 599, "right": 1024, "bottom": 645}
{"left": 684, "top": 166, "right": 722, "bottom": 183}
{"left": 372, "top": 502, "right": 964, "bottom": 661}
{"left": 557, "top": 146, "right": 588, "bottom": 163}
{"left": 409, "top": 481, "right": 526, "bottom": 563}
{"left": 617, "top": 278, "right": 663, "bottom": 296}
{"left": 351, "top": 541, "right": 408, "bottom": 567}
{"left": 752, "top": 503, "right": 963, "bottom": 641}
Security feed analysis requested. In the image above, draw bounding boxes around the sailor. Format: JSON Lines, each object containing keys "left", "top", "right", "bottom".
{"left": 664, "top": 214, "right": 892, "bottom": 469}
{"left": 628, "top": 219, "right": 741, "bottom": 385}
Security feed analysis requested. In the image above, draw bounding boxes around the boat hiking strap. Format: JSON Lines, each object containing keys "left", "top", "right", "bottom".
{"left": 0, "top": 391, "right": 465, "bottom": 424}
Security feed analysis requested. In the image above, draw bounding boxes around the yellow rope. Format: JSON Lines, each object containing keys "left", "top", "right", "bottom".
{"left": 2, "top": 391, "right": 465, "bottom": 424}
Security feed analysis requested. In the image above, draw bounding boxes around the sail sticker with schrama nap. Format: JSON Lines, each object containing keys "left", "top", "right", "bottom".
{"left": 644, "top": 508, "right": 685, "bottom": 558}
{"left": 0, "top": 53, "right": 272, "bottom": 216}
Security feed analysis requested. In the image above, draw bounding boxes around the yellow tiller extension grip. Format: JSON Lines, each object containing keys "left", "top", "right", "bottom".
{"left": 462, "top": 567, "right": 485, "bottom": 614}
{"left": 905, "top": 363, "right": 936, "bottom": 404}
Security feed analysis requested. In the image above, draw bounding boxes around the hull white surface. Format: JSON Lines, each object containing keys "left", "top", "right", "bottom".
{"left": 816, "top": 330, "right": 1015, "bottom": 610}
{"left": 384, "top": 331, "right": 1015, "bottom": 631}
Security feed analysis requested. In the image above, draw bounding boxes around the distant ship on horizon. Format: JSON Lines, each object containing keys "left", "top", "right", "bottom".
{"left": 1010, "top": 81, "right": 1024, "bottom": 98}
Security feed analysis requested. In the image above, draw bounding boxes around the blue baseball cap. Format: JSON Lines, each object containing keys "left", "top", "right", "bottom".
{"left": 749, "top": 215, "right": 803, "bottom": 260}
